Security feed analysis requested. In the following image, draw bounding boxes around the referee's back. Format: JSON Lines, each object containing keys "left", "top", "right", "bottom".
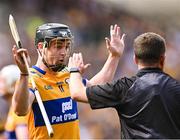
{"left": 120, "top": 71, "right": 180, "bottom": 138}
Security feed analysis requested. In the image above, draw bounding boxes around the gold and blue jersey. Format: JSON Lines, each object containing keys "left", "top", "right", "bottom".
{"left": 5, "top": 107, "right": 28, "bottom": 139}
{"left": 27, "top": 66, "right": 80, "bottom": 139}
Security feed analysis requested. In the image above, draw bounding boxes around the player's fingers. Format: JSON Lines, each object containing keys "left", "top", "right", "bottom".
{"left": 74, "top": 53, "right": 81, "bottom": 64}
{"left": 84, "top": 63, "right": 91, "bottom": 69}
{"left": 72, "top": 53, "right": 77, "bottom": 61}
{"left": 12, "top": 45, "right": 20, "bottom": 57}
{"left": 12, "top": 45, "right": 17, "bottom": 54}
{"left": 78, "top": 53, "right": 84, "bottom": 65}
{"left": 68, "top": 57, "right": 72, "bottom": 67}
{"left": 17, "top": 49, "right": 30, "bottom": 64}
{"left": 13, "top": 45, "right": 18, "bottom": 50}
{"left": 23, "top": 50, "right": 29, "bottom": 58}
{"left": 16, "top": 48, "right": 27, "bottom": 55}
{"left": 75, "top": 53, "right": 79, "bottom": 61}
{"left": 12, "top": 51, "right": 18, "bottom": 63}
{"left": 25, "top": 51, "right": 31, "bottom": 65}
{"left": 12, "top": 48, "right": 23, "bottom": 62}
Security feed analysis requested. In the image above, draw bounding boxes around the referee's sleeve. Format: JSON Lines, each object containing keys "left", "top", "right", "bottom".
{"left": 86, "top": 77, "right": 135, "bottom": 109}
{"left": 86, "top": 82, "right": 122, "bottom": 109}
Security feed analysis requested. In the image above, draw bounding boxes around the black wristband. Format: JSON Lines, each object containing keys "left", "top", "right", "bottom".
{"left": 20, "top": 73, "right": 29, "bottom": 76}
{"left": 69, "top": 67, "right": 80, "bottom": 73}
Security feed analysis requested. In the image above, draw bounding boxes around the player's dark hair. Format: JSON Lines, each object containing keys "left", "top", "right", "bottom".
{"left": 133, "top": 32, "right": 166, "bottom": 64}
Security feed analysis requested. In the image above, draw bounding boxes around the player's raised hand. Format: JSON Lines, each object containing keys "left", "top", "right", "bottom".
{"left": 68, "top": 53, "right": 90, "bottom": 74}
{"left": 12, "top": 45, "right": 30, "bottom": 74}
{"left": 105, "top": 24, "right": 125, "bottom": 57}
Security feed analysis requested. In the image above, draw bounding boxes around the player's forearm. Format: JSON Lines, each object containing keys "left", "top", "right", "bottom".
{"left": 69, "top": 73, "right": 88, "bottom": 103}
{"left": 89, "top": 54, "right": 120, "bottom": 85}
{"left": 12, "top": 75, "right": 30, "bottom": 116}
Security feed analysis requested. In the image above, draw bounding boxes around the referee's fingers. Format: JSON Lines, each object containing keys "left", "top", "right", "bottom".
{"left": 78, "top": 53, "right": 84, "bottom": 65}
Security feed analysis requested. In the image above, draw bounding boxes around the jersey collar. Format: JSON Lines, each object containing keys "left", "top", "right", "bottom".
{"left": 32, "top": 65, "right": 46, "bottom": 75}
{"left": 136, "top": 67, "right": 163, "bottom": 77}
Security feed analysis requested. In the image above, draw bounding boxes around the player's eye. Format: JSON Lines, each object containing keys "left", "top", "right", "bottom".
{"left": 65, "top": 42, "right": 71, "bottom": 50}
{"left": 56, "top": 42, "right": 63, "bottom": 48}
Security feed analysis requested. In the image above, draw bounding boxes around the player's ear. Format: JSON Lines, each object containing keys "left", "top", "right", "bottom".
{"left": 37, "top": 42, "right": 43, "bottom": 49}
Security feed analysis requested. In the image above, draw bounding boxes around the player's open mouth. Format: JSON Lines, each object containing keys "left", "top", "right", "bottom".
{"left": 59, "top": 59, "right": 64, "bottom": 62}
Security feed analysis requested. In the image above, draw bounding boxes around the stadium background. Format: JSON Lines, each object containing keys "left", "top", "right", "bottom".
{"left": 0, "top": 0, "right": 180, "bottom": 138}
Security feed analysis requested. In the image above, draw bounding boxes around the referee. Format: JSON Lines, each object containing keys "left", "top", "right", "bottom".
{"left": 69, "top": 32, "right": 180, "bottom": 138}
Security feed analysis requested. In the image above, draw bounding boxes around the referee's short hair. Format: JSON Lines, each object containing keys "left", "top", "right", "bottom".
{"left": 133, "top": 32, "right": 166, "bottom": 64}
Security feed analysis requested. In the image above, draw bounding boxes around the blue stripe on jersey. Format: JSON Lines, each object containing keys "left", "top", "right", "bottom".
{"left": 29, "top": 79, "right": 86, "bottom": 94}
{"left": 29, "top": 88, "right": 35, "bottom": 94}
{"left": 32, "top": 65, "right": 46, "bottom": 75}
{"left": 82, "top": 78, "right": 87, "bottom": 86}
{"left": 5, "top": 131, "right": 17, "bottom": 139}
{"left": 32, "top": 97, "right": 78, "bottom": 127}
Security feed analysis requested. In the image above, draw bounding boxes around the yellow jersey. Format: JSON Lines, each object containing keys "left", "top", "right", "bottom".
{"left": 5, "top": 107, "right": 28, "bottom": 139}
{"left": 28, "top": 66, "right": 80, "bottom": 139}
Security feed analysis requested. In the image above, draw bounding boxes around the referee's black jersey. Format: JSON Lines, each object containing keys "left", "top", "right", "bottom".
{"left": 86, "top": 68, "right": 180, "bottom": 138}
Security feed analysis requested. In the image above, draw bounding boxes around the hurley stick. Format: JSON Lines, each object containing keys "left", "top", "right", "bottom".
{"left": 9, "top": 14, "right": 54, "bottom": 137}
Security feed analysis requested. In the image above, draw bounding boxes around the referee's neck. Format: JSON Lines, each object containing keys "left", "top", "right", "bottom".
{"left": 137, "top": 64, "right": 163, "bottom": 71}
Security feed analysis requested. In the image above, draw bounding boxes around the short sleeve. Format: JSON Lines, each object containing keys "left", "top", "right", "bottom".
{"left": 86, "top": 77, "right": 134, "bottom": 109}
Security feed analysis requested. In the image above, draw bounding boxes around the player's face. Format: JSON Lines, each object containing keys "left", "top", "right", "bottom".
{"left": 44, "top": 38, "right": 71, "bottom": 66}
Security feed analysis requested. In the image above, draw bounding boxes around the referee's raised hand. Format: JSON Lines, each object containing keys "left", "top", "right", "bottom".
{"left": 105, "top": 24, "right": 125, "bottom": 57}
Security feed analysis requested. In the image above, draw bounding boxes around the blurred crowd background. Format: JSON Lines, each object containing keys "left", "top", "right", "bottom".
{"left": 0, "top": 0, "right": 180, "bottom": 139}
